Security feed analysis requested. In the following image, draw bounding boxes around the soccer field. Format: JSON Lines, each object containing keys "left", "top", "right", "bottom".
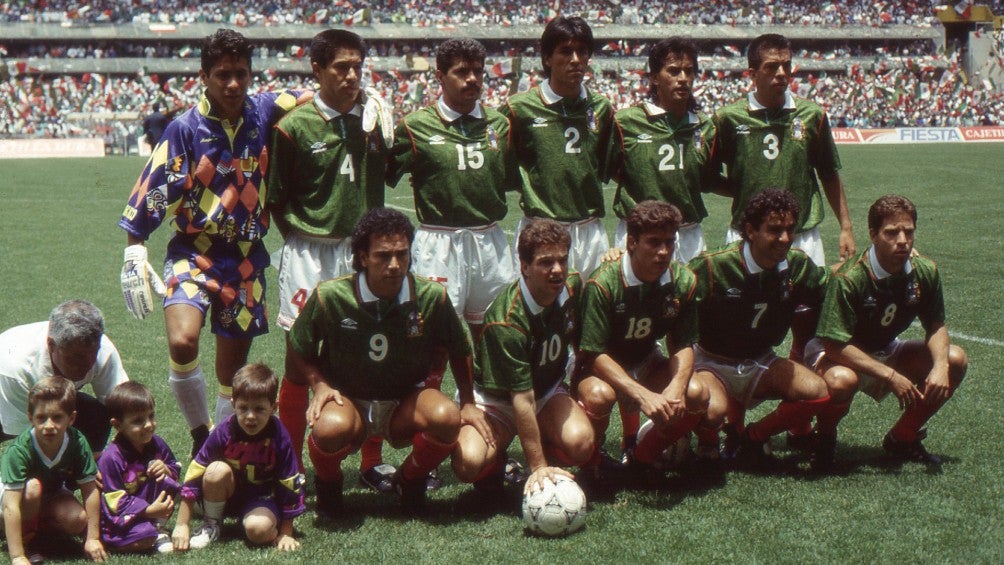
{"left": 1, "top": 143, "right": 1002, "bottom": 563}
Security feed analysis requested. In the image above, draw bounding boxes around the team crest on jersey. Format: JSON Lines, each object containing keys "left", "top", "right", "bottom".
{"left": 693, "top": 129, "right": 704, "bottom": 149}
{"left": 406, "top": 310, "right": 425, "bottom": 337}
{"left": 586, "top": 108, "right": 597, "bottom": 132}
{"left": 486, "top": 125, "right": 499, "bottom": 150}
{"left": 778, "top": 269, "right": 793, "bottom": 302}
{"left": 637, "top": 133, "right": 653, "bottom": 144}
{"left": 662, "top": 295, "right": 681, "bottom": 319}
{"left": 564, "top": 307, "right": 576, "bottom": 333}
{"left": 906, "top": 277, "right": 920, "bottom": 305}
{"left": 428, "top": 134, "right": 446, "bottom": 145}
{"left": 791, "top": 118, "right": 804, "bottom": 140}
{"left": 368, "top": 133, "right": 381, "bottom": 153}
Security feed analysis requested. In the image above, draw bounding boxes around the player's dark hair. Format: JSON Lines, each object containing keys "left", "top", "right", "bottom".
{"left": 626, "top": 200, "right": 682, "bottom": 240}
{"left": 201, "top": 28, "right": 253, "bottom": 73}
{"left": 48, "top": 300, "right": 104, "bottom": 349}
{"left": 748, "top": 33, "right": 790, "bottom": 70}
{"left": 310, "top": 29, "right": 366, "bottom": 68}
{"left": 741, "top": 188, "right": 800, "bottom": 240}
{"left": 868, "top": 194, "right": 917, "bottom": 233}
{"left": 105, "top": 381, "right": 155, "bottom": 422}
{"left": 517, "top": 218, "right": 571, "bottom": 266}
{"left": 436, "top": 38, "right": 486, "bottom": 72}
{"left": 351, "top": 207, "right": 415, "bottom": 272}
{"left": 28, "top": 376, "right": 76, "bottom": 417}
{"left": 540, "top": 16, "right": 593, "bottom": 78}
{"left": 648, "top": 37, "right": 699, "bottom": 110}
{"left": 232, "top": 362, "right": 278, "bottom": 404}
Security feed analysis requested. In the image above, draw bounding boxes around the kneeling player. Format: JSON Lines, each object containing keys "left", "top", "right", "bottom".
{"left": 452, "top": 219, "right": 594, "bottom": 495}
{"left": 806, "top": 195, "right": 967, "bottom": 467}
{"left": 287, "top": 208, "right": 490, "bottom": 514}
{"left": 575, "top": 201, "right": 708, "bottom": 480}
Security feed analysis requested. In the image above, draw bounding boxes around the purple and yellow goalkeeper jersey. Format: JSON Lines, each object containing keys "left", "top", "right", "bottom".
{"left": 98, "top": 434, "right": 181, "bottom": 542}
{"left": 119, "top": 91, "right": 307, "bottom": 249}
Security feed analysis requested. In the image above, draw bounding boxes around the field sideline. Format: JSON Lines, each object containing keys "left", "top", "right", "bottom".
{"left": 0, "top": 143, "right": 1001, "bottom": 563}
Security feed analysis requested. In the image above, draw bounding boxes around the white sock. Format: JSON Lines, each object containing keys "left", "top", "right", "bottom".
{"left": 169, "top": 364, "right": 210, "bottom": 429}
{"left": 203, "top": 499, "right": 226, "bottom": 522}
{"left": 214, "top": 393, "right": 233, "bottom": 424}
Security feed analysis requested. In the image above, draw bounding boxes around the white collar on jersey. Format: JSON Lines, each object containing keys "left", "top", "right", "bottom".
{"left": 748, "top": 90, "right": 796, "bottom": 111}
{"left": 743, "top": 241, "right": 789, "bottom": 274}
{"left": 314, "top": 95, "right": 363, "bottom": 122}
{"left": 359, "top": 272, "right": 413, "bottom": 305}
{"left": 868, "top": 245, "right": 913, "bottom": 280}
{"left": 540, "top": 79, "right": 587, "bottom": 105}
{"left": 519, "top": 275, "right": 570, "bottom": 316}
{"left": 30, "top": 428, "right": 70, "bottom": 469}
{"left": 437, "top": 97, "right": 484, "bottom": 122}
{"left": 622, "top": 251, "right": 672, "bottom": 287}
{"left": 643, "top": 100, "right": 698, "bottom": 124}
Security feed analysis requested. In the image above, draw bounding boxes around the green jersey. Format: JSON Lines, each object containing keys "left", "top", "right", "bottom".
{"left": 816, "top": 247, "right": 945, "bottom": 352}
{"left": 711, "top": 91, "right": 841, "bottom": 231}
{"left": 387, "top": 100, "right": 516, "bottom": 227}
{"left": 288, "top": 272, "right": 471, "bottom": 400}
{"left": 579, "top": 255, "right": 698, "bottom": 368}
{"left": 689, "top": 241, "right": 828, "bottom": 359}
{"left": 1, "top": 427, "right": 97, "bottom": 491}
{"left": 503, "top": 81, "right": 613, "bottom": 221}
{"left": 267, "top": 99, "right": 386, "bottom": 238}
{"left": 608, "top": 103, "right": 715, "bottom": 225}
{"left": 477, "top": 273, "right": 582, "bottom": 398}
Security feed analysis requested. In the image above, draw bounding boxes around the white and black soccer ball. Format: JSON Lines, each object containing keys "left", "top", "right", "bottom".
{"left": 636, "top": 419, "right": 694, "bottom": 470}
{"left": 521, "top": 475, "right": 587, "bottom": 537}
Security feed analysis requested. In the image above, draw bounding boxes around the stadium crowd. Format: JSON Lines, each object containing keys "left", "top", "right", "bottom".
{"left": 6, "top": 0, "right": 1001, "bottom": 27}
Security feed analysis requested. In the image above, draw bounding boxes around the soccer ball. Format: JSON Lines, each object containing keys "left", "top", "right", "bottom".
{"left": 636, "top": 419, "right": 694, "bottom": 469}
{"left": 521, "top": 475, "right": 587, "bottom": 537}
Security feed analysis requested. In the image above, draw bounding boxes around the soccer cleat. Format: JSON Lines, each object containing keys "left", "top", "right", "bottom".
{"left": 26, "top": 552, "right": 45, "bottom": 565}
{"left": 623, "top": 447, "right": 668, "bottom": 485}
{"left": 810, "top": 432, "right": 838, "bottom": 472}
{"left": 393, "top": 470, "right": 427, "bottom": 514}
{"left": 736, "top": 429, "right": 773, "bottom": 467}
{"left": 425, "top": 467, "right": 443, "bottom": 491}
{"left": 155, "top": 532, "right": 174, "bottom": 554}
{"left": 785, "top": 431, "right": 815, "bottom": 452}
{"left": 190, "top": 424, "right": 210, "bottom": 459}
{"left": 721, "top": 423, "right": 742, "bottom": 461}
{"left": 882, "top": 429, "right": 941, "bottom": 464}
{"left": 314, "top": 476, "right": 344, "bottom": 521}
{"left": 188, "top": 520, "right": 220, "bottom": 550}
{"left": 359, "top": 463, "right": 396, "bottom": 494}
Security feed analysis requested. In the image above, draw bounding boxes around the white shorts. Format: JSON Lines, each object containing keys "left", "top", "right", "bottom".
{"left": 693, "top": 344, "right": 778, "bottom": 408}
{"left": 276, "top": 232, "right": 354, "bottom": 331}
{"left": 351, "top": 398, "right": 402, "bottom": 446}
{"left": 726, "top": 226, "right": 824, "bottom": 266}
{"left": 472, "top": 381, "right": 570, "bottom": 438}
{"left": 615, "top": 220, "right": 705, "bottom": 264}
{"left": 515, "top": 216, "right": 610, "bottom": 279}
{"left": 412, "top": 223, "right": 515, "bottom": 324}
{"left": 804, "top": 337, "right": 906, "bottom": 401}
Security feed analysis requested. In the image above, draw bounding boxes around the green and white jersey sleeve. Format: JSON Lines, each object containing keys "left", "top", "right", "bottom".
{"left": 477, "top": 273, "right": 582, "bottom": 398}
{"left": 386, "top": 102, "right": 516, "bottom": 227}
{"left": 267, "top": 100, "right": 386, "bottom": 238}
{"left": 608, "top": 103, "right": 714, "bottom": 225}
{"left": 288, "top": 273, "right": 470, "bottom": 400}
{"left": 816, "top": 248, "right": 945, "bottom": 352}
{"left": 1, "top": 427, "right": 97, "bottom": 492}
{"left": 711, "top": 92, "right": 841, "bottom": 231}
{"left": 503, "top": 83, "right": 613, "bottom": 222}
{"left": 579, "top": 255, "right": 698, "bottom": 368}
{"left": 690, "top": 241, "right": 828, "bottom": 359}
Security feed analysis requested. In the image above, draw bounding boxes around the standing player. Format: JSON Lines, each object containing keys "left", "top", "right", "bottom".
{"left": 805, "top": 195, "right": 967, "bottom": 468}
{"left": 688, "top": 189, "right": 831, "bottom": 464}
{"left": 386, "top": 37, "right": 517, "bottom": 333}
{"left": 287, "top": 208, "right": 492, "bottom": 514}
{"left": 119, "top": 29, "right": 309, "bottom": 456}
{"left": 711, "top": 33, "right": 854, "bottom": 266}
{"left": 503, "top": 16, "right": 614, "bottom": 278}
{"left": 575, "top": 201, "right": 708, "bottom": 480}
{"left": 452, "top": 219, "right": 594, "bottom": 495}
{"left": 608, "top": 37, "right": 719, "bottom": 263}
{"left": 266, "top": 29, "right": 389, "bottom": 485}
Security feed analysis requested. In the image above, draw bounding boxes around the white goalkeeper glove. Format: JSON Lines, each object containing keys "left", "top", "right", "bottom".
{"left": 362, "top": 86, "right": 395, "bottom": 147}
{"left": 121, "top": 244, "right": 167, "bottom": 320}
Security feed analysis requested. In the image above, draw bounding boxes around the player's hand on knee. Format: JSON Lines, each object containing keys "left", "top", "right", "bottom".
{"left": 362, "top": 87, "right": 394, "bottom": 147}
{"left": 524, "top": 466, "right": 575, "bottom": 496}
{"left": 121, "top": 244, "right": 166, "bottom": 320}
{"left": 307, "top": 382, "right": 344, "bottom": 425}
{"left": 922, "top": 371, "right": 951, "bottom": 404}
{"left": 890, "top": 372, "right": 924, "bottom": 409}
{"left": 639, "top": 390, "right": 674, "bottom": 427}
{"left": 459, "top": 403, "right": 495, "bottom": 447}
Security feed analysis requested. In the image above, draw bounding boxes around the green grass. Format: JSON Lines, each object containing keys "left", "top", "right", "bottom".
{"left": 1, "top": 144, "right": 1002, "bottom": 563}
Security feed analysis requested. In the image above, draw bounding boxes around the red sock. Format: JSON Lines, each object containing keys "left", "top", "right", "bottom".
{"left": 360, "top": 435, "right": 384, "bottom": 471}
{"left": 889, "top": 401, "right": 943, "bottom": 443}
{"left": 634, "top": 413, "right": 702, "bottom": 464}
{"left": 748, "top": 396, "right": 830, "bottom": 443}
{"left": 620, "top": 407, "right": 640, "bottom": 447}
{"left": 545, "top": 444, "right": 584, "bottom": 467}
{"left": 278, "top": 379, "right": 309, "bottom": 472}
{"left": 816, "top": 400, "right": 853, "bottom": 436}
{"left": 401, "top": 432, "right": 456, "bottom": 482}
{"left": 694, "top": 422, "right": 721, "bottom": 446}
{"left": 472, "top": 456, "right": 504, "bottom": 483}
{"left": 308, "top": 434, "right": 350, "bottom": 483}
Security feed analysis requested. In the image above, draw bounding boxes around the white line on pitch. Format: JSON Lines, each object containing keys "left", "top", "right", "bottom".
{"left": 911, "top": 322, "right": 1004, "bottom": 347}
{"left": 385, "top": 204, "right": 412, "bottom": 212}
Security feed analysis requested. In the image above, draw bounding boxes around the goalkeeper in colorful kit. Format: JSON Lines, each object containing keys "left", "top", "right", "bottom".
{"left": 118, "top": 29, "right": 309, "bottom": 457}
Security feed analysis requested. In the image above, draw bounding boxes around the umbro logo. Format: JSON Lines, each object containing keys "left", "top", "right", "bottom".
{"left": 310, "top": 141, "right": 327, "bottom": 153}
{"left": 340, "top": 318, "right": 358, "bottom": 329}
{"left": 532, "top": 117, "right": 548, "bottom": 128}
{"left": 726, "top": 288, "right": 743, "bottom": 298}
{"left": 637, "top": 133, "right": 653, "bottom": 143}
{"left": 735, "top": 125, "right": 751, "bottom": 136}
{"left": 200, "top": 136, "right": 220, "bottom": 143}
{"left": 429, "top": 134, "right": 446, "bottom": 145}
